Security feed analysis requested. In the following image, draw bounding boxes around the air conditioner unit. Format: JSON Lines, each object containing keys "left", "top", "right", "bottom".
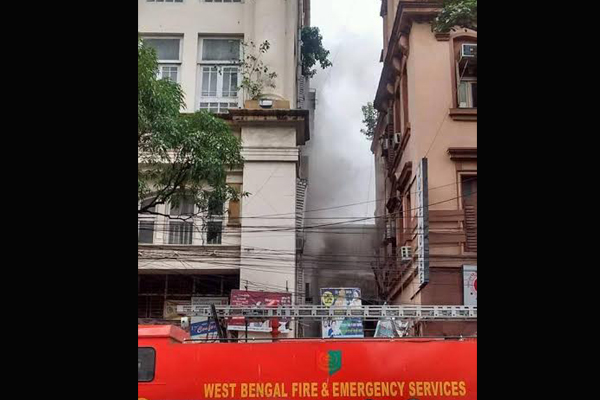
{"left": 460, "top": 43, "right": 477, "bottom": 64}
{"left": 382, "top": 137, "right": 389, "bottom": 156}
{"left": 385, "top": 219, "right": 396, "bottom": 240}
{"left": 400, "top": 246, "right": 412, "bottom": 261}
{"left": 392, "top": 133, "right": 401, "bottom": 149}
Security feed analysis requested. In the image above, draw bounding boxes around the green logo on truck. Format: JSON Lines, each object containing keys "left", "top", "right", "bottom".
{"left": 318, "top": 350, "right": 342, "bottom": 375}
{"left": 328, "top": 350, "right": 342, "bottom": 375}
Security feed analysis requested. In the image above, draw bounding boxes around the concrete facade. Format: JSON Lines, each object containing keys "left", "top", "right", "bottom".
{"left": 138, "top": 0, "right": 314, "bottom": 338}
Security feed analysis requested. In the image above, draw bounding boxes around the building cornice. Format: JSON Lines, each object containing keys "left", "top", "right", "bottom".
{"left": 449, "top": 108, "right": 477, "bottom": 121}
{"left": 374, "top": 1, "right": 442, "bottom": 111}
{"left": 241, "top": 147, "right": 300, "bottom": 162}
{"left": 447, "top": 147, "right": 477, "bottom": 161}
{"left": 224, "top": 109, "right": 310, "bottom": 145}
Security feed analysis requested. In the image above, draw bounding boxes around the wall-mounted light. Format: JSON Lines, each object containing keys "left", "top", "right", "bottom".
{"left": 259, "top": 99, "right": 273, "bottom": 108}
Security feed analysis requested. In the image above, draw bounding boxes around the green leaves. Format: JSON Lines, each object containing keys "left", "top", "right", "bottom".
{"left": 360, "top": 102, "right": 378, "bottom": 140}
{"left": 138, "top": 37, "right": 244, "bottom": 215}
{"left": 238, "top": 40, "right": 277, "bottom": 100}
{"left": 432, "top": 0, "right": 477, "bottom": 33}
{"left": 301, "top": 27, "right": 332, "bottom": 78}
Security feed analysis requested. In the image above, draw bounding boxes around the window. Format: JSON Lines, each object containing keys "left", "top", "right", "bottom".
{"left": 168, "top": 221, "right": 194, "bottom": 244}
{"left": 139, "top": 198, "right": 157, "bottom": 244}
{"left": 143, "top": 37, "right": 182, "bottom": 83}
{"left": 458, "top": 80, "right": 477, "bottom": 108}
{"left": 461, "top": 176, "right": 477, "bottom": 252}
{"left": 200, "top": 66, "right": 238, "bottom": 97}
{"left": 170, "top": 197, "right": 194, "bottom": 216}
{"left": 202, "top": 39, "right": 240, "bottom": 61}
{"left": 208, "top": 197, "right": 224, "bottom": 216}
{"left": 168, "top": 197, "right": 194, "bottom": 244}
{"left": 455, "top": 41, "right": 477, "bottom": 108}
{"left": 158, "top": 65, "right": 179, "bottom": 82}
{"left": 207, "top": 221, "right": 222, "bottom": 244}
{"left": 227, "top": 184, "right": 242, "bottom": 225}
{"left": 397, "top": 203, "right": 404, "bottom": 244}
{"left": 139, "top": 221, "right": 155, "bottom": 244}
{"left": 138, "top": 347, "right": 156, "bottom": 382}
{"left": 199, "top": 102, "right": 239, "bottom": 114}
{"left": 147, "top": 0, "right": 183, "bottom": 3}
{"left": 401, "top": 68, "right": 409, "bottom": 131}
{"left": 198, "top": 38, "right": 241, "bottom": 112}
{"left": 204, "top": 0, "right": 242, "bottom": 3}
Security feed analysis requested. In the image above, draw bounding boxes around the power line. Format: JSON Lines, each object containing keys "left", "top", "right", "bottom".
{"left": 138, "top": 190, "right": 475, "bottom": 237}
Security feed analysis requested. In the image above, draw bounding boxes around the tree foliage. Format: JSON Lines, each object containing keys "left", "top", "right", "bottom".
{"left": 432, "top": 0, "right": 477, "bottom": 33}
{"left": 360, "top": 102, "right": 378, "bottom": 140}
{"left": 301, "top": 27, "right": 332, "bottom": 78}
{"left": 138, "top": 37, "right": 244, "bottom": 216}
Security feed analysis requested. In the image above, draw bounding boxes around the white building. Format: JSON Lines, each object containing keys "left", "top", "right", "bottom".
{"left": 138, "top": 0, "right": 314, "bottom": 337}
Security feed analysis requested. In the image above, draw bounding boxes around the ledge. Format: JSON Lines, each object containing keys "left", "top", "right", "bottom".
{"left": 447, "top": 147, "right": 477, "bottom": 161}
{"left": 374, "top": 4, "right": 442, "bottom": 111}
{"left": 397, "top": 161, "right": 413, "bottom": 193}
{"left": 449, "top": 108, "right": 477, "bottom": 121}
{"left": 241, "top": 147, "right": 299, "bottom": 162}
{"left": 225, "top": 108, "right": 310, "bottom": 145}
{"left": 434, "top": 32, "right": 450, "bottom": 41}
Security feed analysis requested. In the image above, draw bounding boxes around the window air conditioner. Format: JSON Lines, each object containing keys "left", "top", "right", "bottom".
{"left": 382, "top": 137, "right": 389, "bottom": 156}
{"left": 385, "top": 219, "right": 396, "bottom": 240}
{"left": 400, "top": 246, "right": 412, "bottom": 261}
{"left": 392, "top": 133, "right": 401, "bottom": 149}
{"left": 460, "top": 43, "right": 477, "bottom": 64}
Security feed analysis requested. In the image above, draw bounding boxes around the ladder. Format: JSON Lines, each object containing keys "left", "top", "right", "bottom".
{"left": 177, "top": 304, "right": 477, "bottom": 321}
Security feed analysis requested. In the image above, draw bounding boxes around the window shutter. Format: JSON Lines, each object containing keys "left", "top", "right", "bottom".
{"left": 464, "top": 205, "right": 477, "bottom": 252}
{"left": 297, "top": 75, "right": 306, "bottom": 108}
{"left": 462, "top": 177, "right": 477, "bottom": 252}
{"left": 386, "top": 116, "right": 395, "bottom": 165}
{"left": 228, "top": 200, "right": 240, "bottom": 226}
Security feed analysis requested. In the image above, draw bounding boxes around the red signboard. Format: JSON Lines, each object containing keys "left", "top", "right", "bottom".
{"left": 227, "top": 290, "right": 292, "bottom": 332}
{"left": 138, "top": 325, "right": 477, "bottom": 400}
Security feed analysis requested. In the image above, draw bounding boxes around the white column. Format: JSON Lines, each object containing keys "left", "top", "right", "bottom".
{"left": 252, "top": 0, "right": 293, "bottom": 101}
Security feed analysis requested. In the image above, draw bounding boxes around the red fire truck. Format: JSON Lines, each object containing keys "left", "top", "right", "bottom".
{"left": 138, "top": 324, "right": 477, "bottom": 400}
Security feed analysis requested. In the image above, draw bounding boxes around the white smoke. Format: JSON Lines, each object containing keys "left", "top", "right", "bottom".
{"left": 304, "top": 0, "right": 382, "bottom": 223}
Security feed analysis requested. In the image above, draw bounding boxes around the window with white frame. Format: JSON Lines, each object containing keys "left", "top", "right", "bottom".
{"left": 143, "top": 37, "right": 182, "bottom": 83}
{"left": 138, "top": 198, "right": 157, "bottom": 244}
{"left": 168, "top": 221, "right": 194, "bottom": 244}
{"left": 455, "top": 41, "right": 477, "bottom": 108}
{"left": 168, "top": 197, "right": 195, "bottom": 244}
{"left": 198, "top": 38, "right": 241, "bottom": 113}
{"left": 458, "top": 79, "right": 477, "bottom": 108}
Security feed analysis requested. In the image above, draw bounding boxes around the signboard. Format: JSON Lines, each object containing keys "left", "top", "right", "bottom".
{"left": 415, "top": 157, "right": 430, "bottom": 287}
{"left": 190, "top": 317, "right": 218, "bottom": 340}
{"left": 163, "top": 300, "right": 191, "bottom": 320}
{"left": 227, "top": 290, "right": 292, "bottom": 333}
{"left": 191, "top": 297, "right": 228, "bottom": 306}
{"left": 165, "top": 298, "right": 227, "bottom": 321}
{"left": 374, "top": 319, "right": 408, "bottom": 338}
{"left": 463, "top": 265, "right": 477, "bottom": 305}
{"left": 320, "top": 288, "right": 364, "bottom": 338}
